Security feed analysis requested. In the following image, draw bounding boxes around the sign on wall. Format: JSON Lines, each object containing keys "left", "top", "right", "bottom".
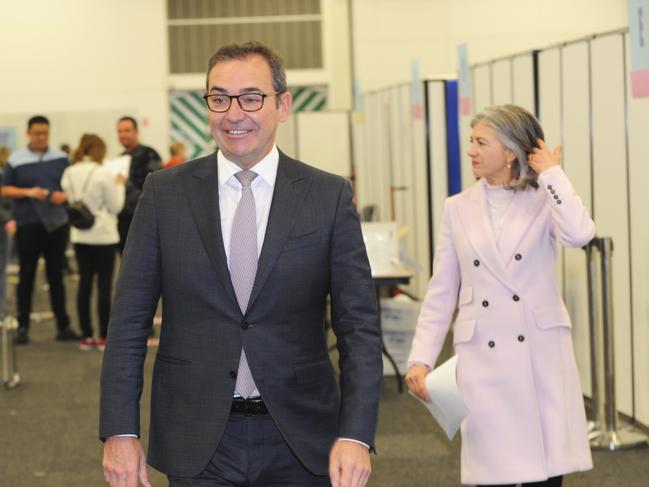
{"left": 628, "top": 0, "right": 649, "bottom": 97}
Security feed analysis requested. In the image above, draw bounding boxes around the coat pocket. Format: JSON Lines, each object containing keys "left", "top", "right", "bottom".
{"left": 452, "top": 319, "right": 476, "bottom": 345}
{"left": 532, "top": 305, "right": 572, "bottom": 330}
{"left": 282, "top": 229, "right": 321, "bottom": 252}
{"left": 156, "top": 353, "right": 192, "bottom": 366}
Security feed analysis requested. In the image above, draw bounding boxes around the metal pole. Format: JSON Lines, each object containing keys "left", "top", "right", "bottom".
{"left": 585, "top": 240, "right": 602, "bottom": 438}
{"left": 590, "top": 237, "right": 648, "bottom": 450}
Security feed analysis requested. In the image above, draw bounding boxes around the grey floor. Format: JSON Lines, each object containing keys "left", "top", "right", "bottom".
{"left": 1, "top": 265, "right": 648, "bottom": 486}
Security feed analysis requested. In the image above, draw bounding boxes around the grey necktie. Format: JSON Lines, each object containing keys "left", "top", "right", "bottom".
{"left": 230, "top": 170, "right": 259, "bottom": 398}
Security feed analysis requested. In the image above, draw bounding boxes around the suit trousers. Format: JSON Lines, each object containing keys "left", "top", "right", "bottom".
{"left": 167, "top": 413, "right": 331, "bottom": 487}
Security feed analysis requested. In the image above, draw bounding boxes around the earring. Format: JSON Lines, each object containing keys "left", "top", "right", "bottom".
{"left": 507, "top": 163, "right": 512, "bottom": 169}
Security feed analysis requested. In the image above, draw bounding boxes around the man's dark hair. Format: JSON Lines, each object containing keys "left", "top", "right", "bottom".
{"left": 118, "top": 116, "right": 138, "bottom": 130}
{"left": 27, "top": 115, "right": 49, "bottom": 129}
{"left": 205, "top": 41, "right": 287, "bottom": 106}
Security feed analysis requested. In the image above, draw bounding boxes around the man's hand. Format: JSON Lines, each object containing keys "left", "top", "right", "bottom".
{"left": 405, "top": 363, "right": 431, "bottom": 402}
{"left": 329, "top": 439, "right": 371, "bottom": 487}
{"left": 103, "top": 436, "right": 151, "bottom": 487}
{"left": 49, "top": 191, "right": 67, "bottom": 205}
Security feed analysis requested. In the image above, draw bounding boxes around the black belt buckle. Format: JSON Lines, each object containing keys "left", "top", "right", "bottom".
{"left": 232, "top": 397, "right": 267, "bottom": 416}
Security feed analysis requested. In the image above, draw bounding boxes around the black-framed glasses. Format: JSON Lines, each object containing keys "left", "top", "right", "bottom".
{"left": 202, "top": 91, "right": 283, "bottom": 113}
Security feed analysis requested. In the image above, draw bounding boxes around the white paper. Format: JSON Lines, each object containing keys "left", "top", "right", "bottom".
{"left": 409, "top": 355, "right": 469, "bottom": 440}
{"left": 104, "top": 155, "right": 131, "bottom": 178}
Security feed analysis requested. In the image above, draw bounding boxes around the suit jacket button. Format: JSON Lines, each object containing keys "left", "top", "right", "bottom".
{"left": 482, "top": 300, "right": 489, "bottom": 307}
{"left": 488, "top": 340, "right": 495, "bottom": 348}
{"left": 515, "top": 253, "right": 522, "bottom": 261}
{"left": 241, "top": 321, "right": 250, "bottom": 330}
{"left": 518, "top": 335, "right": 525, "bottom": 342}
{"left": 229, "top": 370, "right": 237, "bottom": 379}
{"left": 513, "top": 294, "right": 520, "bottom": 302}
{"left": 473, "top": 259, "right": 480, "bottom": 267}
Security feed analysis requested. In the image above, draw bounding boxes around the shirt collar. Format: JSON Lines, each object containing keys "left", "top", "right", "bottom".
{"left": 217, "top": 145, "right": 279, "bottom": 188}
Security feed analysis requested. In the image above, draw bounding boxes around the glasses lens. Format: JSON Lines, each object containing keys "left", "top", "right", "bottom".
{"left": 239, "top": 94, "right": 264, "bottom": 112}
{"left": 207, "top": 95, "right": 231, "bottom": 112}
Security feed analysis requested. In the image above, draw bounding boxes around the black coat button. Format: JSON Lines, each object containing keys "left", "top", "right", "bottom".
{"left": 557, "top": 200, "right": 562, "bottom": 205}
{"left": 513, "top": 294, "right": 520, "bottom": 302}
{"left": 241, "top": 321, "right": 250, "bottom": 330}
{"left": 473, "top": 259, "right": 480, "bottom": 267}
{"left": 518, "top": 335, "right": 525, "bottom": 342}
{"left": 547, "top": 184, "right": 553, "bottom": 190}
{"left": 229, "top": 370, "right": 237, "bottom": 379}
{"left": 482, "top": 300, "right": 489, "bottom": 307}
{"left": 488, "top": 340, "right": 495, "bottom": 348}
{"left": 550, "top": 189, "right": 556, "bottom": 195}
{"left": 553, "top": 194, "right": 559, "bottom": 200}
{"left": 515, "top": 253, "right": 522, "bottom": 261}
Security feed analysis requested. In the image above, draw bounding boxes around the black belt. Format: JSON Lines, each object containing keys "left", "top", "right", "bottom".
{"left": 231, "top": 396, "right": 268, "bottom": 415}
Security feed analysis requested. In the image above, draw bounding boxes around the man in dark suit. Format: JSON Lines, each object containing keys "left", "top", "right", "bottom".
{"left": 100, "top": 42, "right": 382, "bottom": 487}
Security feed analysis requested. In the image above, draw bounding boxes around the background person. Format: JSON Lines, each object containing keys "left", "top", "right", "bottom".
{"left": 0, "top": 145, "right": 15, "bottom": 320}
{"left": 62, "top": 134, "right": 125, "bottom": 351}
{"left": 100, "top": 41, "right": 382, "bottom": 487}
{"left": 115, "top": 116, "right": 161, "bottom": 254}
{"left": 406, "top": 104, "right": 594, "bottom": 487}
{"left": 1, "top": 115, "right": 78, "bottom": 345}
{"left": 163, "top": 141, "right": 187, "bottom": 169}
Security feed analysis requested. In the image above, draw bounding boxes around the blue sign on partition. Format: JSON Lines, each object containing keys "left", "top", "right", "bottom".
{"left": 628, "top": 0, "right": 649, "bottom": 97}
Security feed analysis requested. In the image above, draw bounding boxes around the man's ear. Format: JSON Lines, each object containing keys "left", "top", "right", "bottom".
{"left": 278, "top": 91, "right": 293, "bottom": 123}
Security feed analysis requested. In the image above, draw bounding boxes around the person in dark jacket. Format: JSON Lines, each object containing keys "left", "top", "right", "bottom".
{"left": 115, "top": 116, "right": 161, "bottom": 254}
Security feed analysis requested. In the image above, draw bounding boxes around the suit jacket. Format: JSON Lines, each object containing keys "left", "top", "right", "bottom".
{"left": 100, "top": 151, "right": 382, "bottom": 477}
{"left": 409, "top": 167, "right": 594, "bottom": 484}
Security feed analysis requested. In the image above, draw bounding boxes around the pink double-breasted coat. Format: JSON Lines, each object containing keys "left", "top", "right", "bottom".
{"left": 409, "top": 167, "right": 594, "bottom": 485}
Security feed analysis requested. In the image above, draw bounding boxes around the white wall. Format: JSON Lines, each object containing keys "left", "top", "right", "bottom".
{"left": 0, "top": 0, "right": 169, "bottom": 158}
{"left": 353, "top": 0, "right": 628, "bottom": 92}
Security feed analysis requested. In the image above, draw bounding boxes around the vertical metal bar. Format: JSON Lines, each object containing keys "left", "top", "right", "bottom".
{"left": 585, "top": 241, "right": 601, "bottom": 430}
{"left": 599, "top": 237, "right": 618, "bottom": 434}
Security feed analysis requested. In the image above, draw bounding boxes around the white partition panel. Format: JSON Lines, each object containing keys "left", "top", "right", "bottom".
{"left": 426, "top": 81, "right": 449, "bottom": 254}
{"left": 590, "top": 33, "right": 633, "bottom": 416}
{"left": 558, "top": 42, "right": 594, "bottom": 395}
{"left": 473, "top": 64, "right": 492, "bottom": 113}
{"left": 492, "top": 59, "right": 513, "bottom": 105}
{"left": 512, "top": 54, "right": 537, "bottom": 114}
{"left": 625, "top": 33, "right": 649, "bottom": 426}
{"left": 276, "top": 116, "right": 297, "bottom": 159}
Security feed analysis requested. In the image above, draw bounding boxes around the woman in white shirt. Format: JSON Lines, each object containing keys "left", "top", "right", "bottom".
{"left": 406, "top": 105, "right": 594, "bottom": 486}
{"left": 61, "top": 134, "right": 125, "bottom": 350}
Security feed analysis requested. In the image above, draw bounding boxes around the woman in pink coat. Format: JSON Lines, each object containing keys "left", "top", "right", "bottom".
{"left": 406, "top": 105, "right": 594, "bottom": 486}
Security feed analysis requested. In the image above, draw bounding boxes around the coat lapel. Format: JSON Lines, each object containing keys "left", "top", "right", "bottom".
{"left": 457, "top": 181, "right": 515, "bottom": 291}
{"left": 246, "top": 152, "right": 312, "bottom": 313}
{"left": 184, "top": 154, "right": 239, "bottom": 310}
{"left": 496, "top": 186, "right": 546, "bottom": 267}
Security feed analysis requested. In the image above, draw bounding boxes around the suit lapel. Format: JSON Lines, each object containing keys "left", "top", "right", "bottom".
{"left": 457, "top": 181, "right": 515, "bottom": 291}
{"left": 184, "top": 153, "right": 239, "bottom": 309}
{"left": 246, "top": 153, "right": 312, "bottom": 313}
{"left": 497, "top": 187, "right": 546, "bottom": 267}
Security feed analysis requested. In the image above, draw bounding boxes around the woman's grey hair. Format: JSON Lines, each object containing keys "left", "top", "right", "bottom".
{"left": 471, "top": 104, "right": 544, "bottom": 190}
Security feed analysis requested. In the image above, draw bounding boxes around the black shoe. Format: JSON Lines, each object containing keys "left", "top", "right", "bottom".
{"left": 14, "top": 328, "right": 29, "bottom": 345}
{"left": 55, "top": 328, "right": 81, "bottom": 341}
